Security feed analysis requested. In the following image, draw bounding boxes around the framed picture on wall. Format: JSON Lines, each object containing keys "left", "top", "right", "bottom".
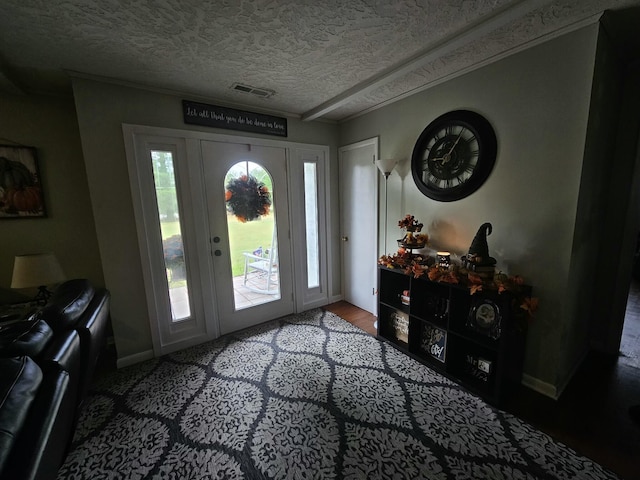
{"left": 0, "top": 145, "right": 46, "bottom": 219}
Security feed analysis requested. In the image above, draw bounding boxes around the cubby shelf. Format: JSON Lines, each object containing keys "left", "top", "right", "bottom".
{"left": 377, "top": 266, "right": 529, "bottom": 406}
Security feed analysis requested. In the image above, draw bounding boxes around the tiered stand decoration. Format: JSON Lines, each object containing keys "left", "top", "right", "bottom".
{"left": 386, "top": 215, "right": 430, "bottom": 278}
{"left": 397, "top": 214, "right": 428, "bottom": 251}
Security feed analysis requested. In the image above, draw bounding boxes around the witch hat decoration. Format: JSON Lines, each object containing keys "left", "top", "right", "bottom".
{"left": 467, "top": 222, "right": 496, "bottom": 265}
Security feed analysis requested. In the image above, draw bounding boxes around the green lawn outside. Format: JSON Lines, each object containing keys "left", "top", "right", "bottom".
{"left": 228, "top": 214, "right": 275, "bottom": 276}
{"left": 160, "top": 214, "right": 275, "bottom": 278}
{"left": 160, "top": 221, "right": 182, "bottom": 238}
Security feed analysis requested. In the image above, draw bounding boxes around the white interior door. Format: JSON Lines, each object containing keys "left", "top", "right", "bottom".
{"left": 339, "top": 138, "right": 378, "bottom": 314}
{"left": 202, "top": 141, "right": 294, "bottom": 334}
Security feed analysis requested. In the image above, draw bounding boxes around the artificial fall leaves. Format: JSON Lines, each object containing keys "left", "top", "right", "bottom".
{"left": 378, "top": 253, "right": 539, "bottom": 318}
{"left": 382, "top": 213, "right": 538, "bottom": 318}
{"left": 398, "top": 214, "right": 424, "bottom": 231}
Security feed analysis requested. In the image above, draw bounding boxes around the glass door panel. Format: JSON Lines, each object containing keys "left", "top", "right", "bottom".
{"left": 224, "top": 161, "right": 281, "bottom": 310}
{"left": 151, "top": 150, "right": 192, "bottom": 321}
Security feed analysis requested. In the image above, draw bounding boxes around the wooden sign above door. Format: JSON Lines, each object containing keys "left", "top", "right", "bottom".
{"left": 182, "top": 100, "right": 288, "bottom": 137}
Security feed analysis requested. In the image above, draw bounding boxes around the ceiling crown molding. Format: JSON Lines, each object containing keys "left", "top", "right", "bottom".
{"left": 338, "top": 11, "right": 603, "bottom": 123}
{"left": 301, "top": 0, "right": 555, "bottom": 121}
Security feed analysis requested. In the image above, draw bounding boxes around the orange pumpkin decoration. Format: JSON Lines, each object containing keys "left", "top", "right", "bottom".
{"left": 6, "top": 186, "right": 42, "bottom": 212}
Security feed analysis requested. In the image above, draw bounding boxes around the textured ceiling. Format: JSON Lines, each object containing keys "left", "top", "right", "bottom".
{"left": 1, "top": 0, "right": 639, "bottom": 122}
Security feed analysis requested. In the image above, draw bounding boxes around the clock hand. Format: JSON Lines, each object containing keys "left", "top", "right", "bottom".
{"left": 431, "top": 148, "right": 452, "bottom": 163}
{"left": 433, "top": 153, "right": 452, "bottom": 164}
{"left": 447, "top": 131, "right": 464, "bottom": 155}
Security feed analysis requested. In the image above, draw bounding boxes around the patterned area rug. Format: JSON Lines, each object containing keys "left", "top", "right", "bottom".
{"left": 58, "top": 309, "right": 620, "bottom": 479}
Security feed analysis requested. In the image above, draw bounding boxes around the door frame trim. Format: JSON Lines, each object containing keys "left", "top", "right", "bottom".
{"left": 123, "top": 124, "right": 332, "bottom": 355}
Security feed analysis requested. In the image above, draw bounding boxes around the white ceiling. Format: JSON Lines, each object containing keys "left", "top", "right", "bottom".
{"left": 1, "top": 0, "right": 639, "bottom": 122}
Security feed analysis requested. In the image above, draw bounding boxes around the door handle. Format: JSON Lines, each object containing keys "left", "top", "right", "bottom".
{"left": 341, "top": 236, "right": 348, "bottom": 242}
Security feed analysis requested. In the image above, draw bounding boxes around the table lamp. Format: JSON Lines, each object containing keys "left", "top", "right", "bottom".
{"left": 11, "top": 253, "right": 66, "bottom": 305}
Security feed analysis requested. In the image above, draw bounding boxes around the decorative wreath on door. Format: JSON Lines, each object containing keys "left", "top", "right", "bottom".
{"left": 225, "top": 174, "right": 271, "bottom": 222}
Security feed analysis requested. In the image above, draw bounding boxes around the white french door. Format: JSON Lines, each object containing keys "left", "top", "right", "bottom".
{"left": 201, "top": 141, "right": 294, "bottom": 334}
{"left": 124, "top": 125, "right": 330, "bottom": 358}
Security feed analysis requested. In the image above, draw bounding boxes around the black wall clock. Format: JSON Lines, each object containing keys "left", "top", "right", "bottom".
{"left": 411, "top": 110, "right": 497, "bottom": 202}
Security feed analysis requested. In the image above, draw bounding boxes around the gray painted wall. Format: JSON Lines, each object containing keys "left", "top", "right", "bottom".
{"left": 0, "top": 94, "right": 104, "bottom": 292}
{"left": 71, "top": 79, "right": 340, "bottom": 359}
{"left": 567, "top": 24, "right": 625, "bottom": 382}
{"left": 588, "top": 32, "right": 640, "bottom": 356}
{"left": 338, "top": 25, "right": 599, "bottom": 391}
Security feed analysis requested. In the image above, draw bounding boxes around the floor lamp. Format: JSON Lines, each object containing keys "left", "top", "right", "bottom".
{"left": 375, "top": 158, "right": 398, "bottom": 255}
{"left": 375, "top": 158, "right": 397, "bottom": 330}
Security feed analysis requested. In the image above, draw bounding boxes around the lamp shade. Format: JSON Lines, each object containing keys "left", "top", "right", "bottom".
{"left": 11, "top": 253, "right": 66, "bottom": 289}
{"left": 375, "top": 158, "right": 397, "bottom": 177}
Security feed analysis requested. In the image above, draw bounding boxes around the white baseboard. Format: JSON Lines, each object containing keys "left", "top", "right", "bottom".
{"left": 328, "top": 294, "right": 343, "bottom": 304}
{"left": 521, "top": 373, "right": 559, "bottom": 400}
{"left": 117, "top": 349, "right": 154, "bottom": 369}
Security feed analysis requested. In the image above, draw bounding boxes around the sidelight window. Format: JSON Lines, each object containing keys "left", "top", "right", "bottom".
{"left": 151, "top": 150, "right": 191, "bottom": 321}
{"left": 304, "top": 162, "right": 320, "bottom": 289}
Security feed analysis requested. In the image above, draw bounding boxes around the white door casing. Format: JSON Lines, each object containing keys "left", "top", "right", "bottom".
{"left": 289, "top": 147, "right": 331, "bottom": 312}
{"left": 125, "top": 133, "right": 215, "bottom": 356}
{"left": 124, "top": 124, "right": 332, "bottom": 357}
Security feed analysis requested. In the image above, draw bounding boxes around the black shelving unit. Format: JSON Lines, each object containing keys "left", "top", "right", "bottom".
{"left": 377, "top": 266, "right": 529, "bottom": 406}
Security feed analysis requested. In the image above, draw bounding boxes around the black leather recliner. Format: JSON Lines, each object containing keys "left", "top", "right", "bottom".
{"left": 0, "top": 356, "right": 43, "bottom": 473}
{"left": 0, "top": 279, "right": 111, "bottom": 480}
{"left": 0, "top": 319, "right": 80, "bottom": 480}
{"left": 40, "top": 279, "right": 111, "bottom": 413}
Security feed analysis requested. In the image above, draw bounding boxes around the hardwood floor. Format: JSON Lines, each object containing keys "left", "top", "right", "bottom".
{"left": 325, "top": 300, "right": 640, "bottom": 480}
{"left": 325, "top": 300, "right": 378, "bottom": 336}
